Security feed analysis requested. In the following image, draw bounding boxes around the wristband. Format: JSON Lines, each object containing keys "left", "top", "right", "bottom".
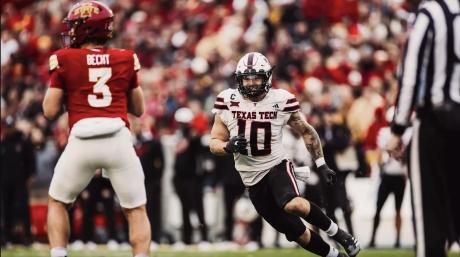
{"left": 315, "top": 157, "right": 326, "bottom": 168}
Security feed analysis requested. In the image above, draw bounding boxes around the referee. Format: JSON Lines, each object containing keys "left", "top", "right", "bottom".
{"left": 388, "top": 0, "right": 460, "bottom": 257}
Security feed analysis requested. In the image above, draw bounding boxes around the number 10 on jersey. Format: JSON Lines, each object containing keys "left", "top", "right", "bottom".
{"left": 237, "top": 119, "right": 272, "bottom": 156}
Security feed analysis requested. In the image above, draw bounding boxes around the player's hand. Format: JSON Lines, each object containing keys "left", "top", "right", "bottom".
{"left": 318, "top": 164, "right": 336, "bottom": 186}
{"left": 387, "top": 134, "right": 405, "bottom": 161}
{"left": 224, "top": 134, "right": 248, "bottom": 154}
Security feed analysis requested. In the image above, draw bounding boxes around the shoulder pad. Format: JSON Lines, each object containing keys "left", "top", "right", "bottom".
{"left": 133, "top": 53, "right": 141, "bottom": 71}
{"left": 216, "top": 88, "right": 239, "bottom": 102}
{"left": 49, "top": 54, "right": 59, "bottom": 71}
{"left": 271, "top": 89, "right": 300, "bottom": 112}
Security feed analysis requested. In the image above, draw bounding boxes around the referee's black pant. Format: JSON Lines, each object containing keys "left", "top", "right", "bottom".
{"left": 410, "top": 113, "right": 460, "bottom": 257}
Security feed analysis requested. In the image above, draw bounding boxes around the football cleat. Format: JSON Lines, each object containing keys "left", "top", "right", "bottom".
{"left": 332, "top": 228, "right": 361, "bottom": 257}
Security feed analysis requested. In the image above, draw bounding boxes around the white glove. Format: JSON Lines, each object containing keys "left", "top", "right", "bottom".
{"left": 294, "top": 166, "right": 311, "bottom": 182}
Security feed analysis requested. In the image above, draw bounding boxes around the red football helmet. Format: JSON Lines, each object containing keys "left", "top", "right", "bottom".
{"left": 62, "top": 1, "right": 114, "bottom": 48}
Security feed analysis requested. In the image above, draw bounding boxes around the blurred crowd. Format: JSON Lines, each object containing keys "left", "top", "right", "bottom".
{"left": 1, "top": 0, "right": 416, "bottom": 249}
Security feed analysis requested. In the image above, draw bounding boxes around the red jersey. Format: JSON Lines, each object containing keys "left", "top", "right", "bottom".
{"left": 48, "top": 48, "right": 141, "bottom": 129}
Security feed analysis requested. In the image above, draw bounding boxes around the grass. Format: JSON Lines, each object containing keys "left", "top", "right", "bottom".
{"left": 2, "top": 247, "right": 460, "bottom": 257}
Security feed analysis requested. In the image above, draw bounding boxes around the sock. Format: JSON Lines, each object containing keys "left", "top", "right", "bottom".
{"left": 50, "top": 247, "right": 67, "bottom": 257}
{"left": 134, "top": 254, "right": 149, "bottom": 257}
{"left": 303, "top": 202, "right": 333, "bottom": 232}
{"left": 304, "top": 230, "right": 332, "bottom": 257}
{"left": 325, "top": 221, "right": 338, "bottom": 236}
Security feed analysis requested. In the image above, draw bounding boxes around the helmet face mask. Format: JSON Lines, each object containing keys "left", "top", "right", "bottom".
{"left": 235, "top": 52, "right": 273, "bottom": 99}
{"left": 61, "top": 1, "right": 114, "bottom": 48}
{"left": 238, "top": 73, "right": 271, "bottom": 98}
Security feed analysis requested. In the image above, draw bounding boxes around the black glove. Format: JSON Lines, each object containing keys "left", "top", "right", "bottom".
{"left": 318, "top": 164, "right": 337, "bottom": 186}
{"left": 224, "top": 134, "right": 248, "bottom": 154}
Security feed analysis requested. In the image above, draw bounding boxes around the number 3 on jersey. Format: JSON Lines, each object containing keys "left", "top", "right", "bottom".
{"left": 88, "top": 68, "right": 112, "bottom": 107}
{"left": 237, "top": 119, "right": 271, "bottom": 156}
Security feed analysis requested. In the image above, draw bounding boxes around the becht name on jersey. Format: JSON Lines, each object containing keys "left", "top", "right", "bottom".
{"left": 87, "top": 54, "right": 110, "bottom": 65}
{"left": 231, "top": 110, "right": 278, "bottom": 120}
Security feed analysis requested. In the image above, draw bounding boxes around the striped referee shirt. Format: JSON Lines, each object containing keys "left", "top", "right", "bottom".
{"left": 392, "top": 0, "right": 460, "bottom": 135}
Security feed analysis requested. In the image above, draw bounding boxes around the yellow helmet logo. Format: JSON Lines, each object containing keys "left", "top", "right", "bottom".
{"left": 73, "top": 3, "right": 100, "bottom": 18}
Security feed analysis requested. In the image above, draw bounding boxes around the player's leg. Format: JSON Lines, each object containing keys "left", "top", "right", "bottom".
{"left": 393, "top": 175, "right": 406, "bottom": 248}
{"left": 369, "top": 174, "right": 392, "bottom": 247}
{"left": 336, "top": 171, "right": 354, "bottom": 236}
{"left": 249, "top": 176, "right": 342, "bottom": 257}
{"left": 174, "top": 179, "right": 193, "bottom": 244}
{"left": 105, "top": 128, "right": 150, "bottom": 256}
{"left": 296, "top": 229, "right": 348, "bottom": 257}
{"left": 324, "top": 186, "right": 338, "bottom": 224}
{"left": 47, "top": 198, "right": 71, "bottom": 257}
{"left": 269, "top": 160, "right": 360, "bottom": 256}
{"left": 223, "top": 184, "right": 245, "bottom": 240}
{"left": 123, "top": 205, "right": 150, "bottom": 257}
{"left": 193, "top": 181, "right": 209, "bottom": 242}
{"left": 48, "top": 137, "right": 97, "bottom": 257}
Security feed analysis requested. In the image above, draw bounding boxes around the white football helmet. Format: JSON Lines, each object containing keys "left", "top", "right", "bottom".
{"left": 235, "top": 52, "right": 273, "bottom": 98}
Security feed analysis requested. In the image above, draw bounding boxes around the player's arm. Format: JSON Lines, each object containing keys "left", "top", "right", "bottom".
{"left": 43, "top": 88, "right": 64, "bottom": 119}
{"left": 128, "top": 87, "right": 145, "bottom": 117}
{"left": 209, "top": 114, "right": 231, "bottom": 155}
{"left": 44, "top": 54, "right": 64, "bottom": 119}
{"left": 128, "top": 53, "right": 145, "bottom": 117}
{"left": 287, "top": 111, "right": 324, "bottom": 161}
{"left": 288, "top": 111, "right": 336, "bottom": 185}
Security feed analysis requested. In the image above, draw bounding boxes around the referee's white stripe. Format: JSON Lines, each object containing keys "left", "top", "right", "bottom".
{"left": 395, "top": 13, "right": 430, "bottom": 125}
{"left": 423, "top": 1, "right": 448, "bottom": 106}
{"left": 443, "top": 0, "right": 460, "bottom": 13}
{"left": 411, "top": 119, "right": 425, "bottom": 257}
{"left": 451, "top": 0, "right": 460, "bottom": 104}
{"left": 451, "top": 65, "right": 460, "bottom": 103}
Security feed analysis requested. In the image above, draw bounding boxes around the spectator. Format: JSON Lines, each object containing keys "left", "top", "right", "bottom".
{"left": 369, "top": 107, "right": 411, "bottom": 248}
{"left": 215, "top": 154, "right": 245, "bottom": 242}
{"left": 79, "top": 173, "right": 119, "bottom": 248}
{"left": 0, "top": 116, "right": 35, "bottom": 246}
{"left": 317, "top": 107, "right": 355, "bottom": 236}
{"left": 132, "top": 116, "right": 165, "bottom": 248}
{"left": 173, "top": 107, "right": 209, "bottom": 244}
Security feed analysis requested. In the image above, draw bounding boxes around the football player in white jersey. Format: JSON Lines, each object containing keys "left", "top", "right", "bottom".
{"left": 210, "top": 52, "right": 360, "bottom": 257}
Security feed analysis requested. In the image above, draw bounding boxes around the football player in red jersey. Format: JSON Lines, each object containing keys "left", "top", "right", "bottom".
{"left": 43, "top": 2, "right": 150, "bottom": 257}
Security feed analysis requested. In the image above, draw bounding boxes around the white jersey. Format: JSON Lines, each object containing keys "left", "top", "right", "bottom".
{"left": 212, "top": 88, "right": 300, "bottom": 186}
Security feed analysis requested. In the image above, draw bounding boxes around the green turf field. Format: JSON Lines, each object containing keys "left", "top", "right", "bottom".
{"left": 2, "top": 248, "right": 460, "bottom": 257}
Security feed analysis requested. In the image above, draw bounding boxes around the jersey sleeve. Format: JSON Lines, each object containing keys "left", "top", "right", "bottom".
{"left": 212, "top": 91, "right": 230, "bottom": 115}
{"left": 281, "top": 91, "right": 300, "bottom": 113}
{"left": 48, "top": 53, "right": 64, "bottom": 89}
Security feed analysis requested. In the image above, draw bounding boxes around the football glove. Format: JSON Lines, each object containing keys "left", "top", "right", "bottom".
{"left": 318, "top": 164, "right": 337, "bottom": 186}
{"left": 224, "top": 134, "right": 248, "bottom": 154}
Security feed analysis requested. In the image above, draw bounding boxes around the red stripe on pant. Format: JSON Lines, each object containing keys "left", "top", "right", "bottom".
{"left": 285, "top": 161, "right": 300, "bottom": 195}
